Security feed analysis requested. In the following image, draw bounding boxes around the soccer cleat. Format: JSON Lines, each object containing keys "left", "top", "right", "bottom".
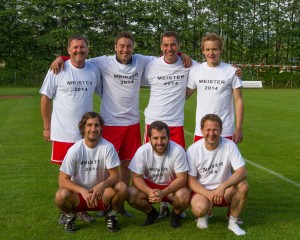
{"left": 170, "top": 211, "right": 181, "bottom": 228}
{"left": 64, "top": 215, "right": 76, "bottom": 233}
{"left": 76, "top": 211, "right": 96, "bottom": 222}
{"left": 157, "top": 205, "right": 169, "bottom": 219}
{"left": 58, "top": 213, "right": 67, "bottom": 225}
{"left": 142, "top": 207, "right": 159, "bottom": 226}
{"left": 106, "top": 215, "right": 120, "bottom": 232}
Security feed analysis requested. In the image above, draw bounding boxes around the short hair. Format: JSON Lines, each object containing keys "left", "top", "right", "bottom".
{"left": 200, "top": 114, "right": 223, "bottom": 130}
{"left": 201, "top": 32, "right": 224, "bottom": 52}
{"left": 148, "top": 121, "right": 170, "bottom": 138}
{"left": 115, "top": 31, "right": 134, "bottom": 45}
{"left": 68, "top": 35, "right": 89, "bottom": 48}
{"left": 78, "top": 112, "right": 104, "bottom": 138}
{"left": 160, "top": 31, "right": 180, "bottom": 45}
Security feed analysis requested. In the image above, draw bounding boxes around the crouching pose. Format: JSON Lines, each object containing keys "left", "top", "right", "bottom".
{"left": 55, "top": 112, "right": 127, "bottom": 233}
{"left": 187, "top": 114, "right": 248, "bottom": 236}
{"left": 127, "top": 121, "right": 190, "bottom": 228}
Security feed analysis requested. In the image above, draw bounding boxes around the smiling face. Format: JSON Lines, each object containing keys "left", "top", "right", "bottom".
{"left": 149, "top": 128, "right": 169, "bottom": 156}
{"left": 202, "top": 40, "right": 222, "bottom": 67}
{"left": 114, "top": 37, "right": 134, "bottom": 64}
{"left": 67, "top": 39, "right": 89, "bottom": 68}
{"left": 83, "top": 117, "right": 102, "bottom": 147}
{"left": 201, "top": 119, "right": 222, "bottom": 150}
{"left": 160, "top": 36, "right": 179, "bottom": 64}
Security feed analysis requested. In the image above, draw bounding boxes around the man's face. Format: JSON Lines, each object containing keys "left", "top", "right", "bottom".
{"left": 202, "top": 40, "right": 222, "bottom": 67}
{"left": 201, "top": 120, "right": 222, "bottom": 149}
{"left": 114, "top": 37, "right": 134, "bottom": 64}
{"left": 160, "top": 36, "right": 179, "bottom": 64}
{"left": 84, "top": 118, "right": 102, "bottom": 142}
{"left": 67, "top": 39, "right": 89, "bottom": 65}
{"left": 149, "top": 128, "right": 169, "bottom": 156}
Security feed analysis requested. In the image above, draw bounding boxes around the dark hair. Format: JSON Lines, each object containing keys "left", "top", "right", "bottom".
{"left": 68, "top": 35, "right": 89, "bottom": 48}
{"left": 78, "top": 112, "right": 104, "bottom": 138}
{"left": 148, "top": 121, "right": 170, "bottom": 138}
{"left": 200, "top": 114, "right": 223, "bottom": 130}
{"left": 160, "top": 31, "right": 180, "bottom": 45}
{"left": 201, "top": 32, "right": 224, "bottom": 52}
{"left": 115, "top": 31, "right": 134, "bottom": 45}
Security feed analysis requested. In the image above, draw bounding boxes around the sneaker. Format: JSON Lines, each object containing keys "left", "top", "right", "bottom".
{"left": 64, "top": 215, "right": 76, "bottom": 233}
{"left": 58, "top": 213, "right": 67, "bottom": 225}
{"left": 76, "top": 211, "right": 96, "bottom": 222}
{"left": 157, "top": 205, "right": 169, "bottom": 219}
{"left": 226, "top": 208, "right": 243, "bottom": 225}
{"left": 142, "top": 207, "right": 159, "bottom": 226}
{"left": 196, "top": 215, "right": 208, "bottom": 229}
{"left": 228, "top": 216, "right": 246, "bottom": 236}
{"left": 170, "top": 211, "right": 181, "bottom": 228}
{"left": 106, "top": 215, "right": 120, "bottom": 232}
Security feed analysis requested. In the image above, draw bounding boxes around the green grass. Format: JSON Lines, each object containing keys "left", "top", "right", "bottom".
{"left": 0, "top": 87, "right": 299, "bottom": 240}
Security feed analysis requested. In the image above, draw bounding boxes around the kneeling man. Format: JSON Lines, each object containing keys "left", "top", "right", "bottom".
{"left": 187, "top": 114, "right": 248, "bottom": 236}
{"left": 55, "top": 112, "right": 127, "bottom": 233}
{"left": 127, "top": 121, "right": 190, "bottom": 228}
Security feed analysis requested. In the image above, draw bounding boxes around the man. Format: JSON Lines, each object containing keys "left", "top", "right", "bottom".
{"left": 40, "top": 35, "right": 102, "bottom": 222}
{"left": 50, "top": 32, "right": 191, "bottom": 216}
{"left": 55, "top": 112, "right": 127, "bottom": 233}
{"left": 186, "top": 114, "right": 248, "bottom": 236}
{"left": 127, "top": 121, "right": 190, "bottom": 228}
{"left": 186, "top": 32, "right": 244, "bottom": 144}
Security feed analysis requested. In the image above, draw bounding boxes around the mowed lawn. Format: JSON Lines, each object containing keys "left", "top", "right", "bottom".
{"left": 0, "top": 87, "right": 299, "bottom": 240}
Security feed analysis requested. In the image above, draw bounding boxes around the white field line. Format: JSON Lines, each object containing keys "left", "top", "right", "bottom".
{"left": 140, "top": 114, "right": 300, "bottom": 188}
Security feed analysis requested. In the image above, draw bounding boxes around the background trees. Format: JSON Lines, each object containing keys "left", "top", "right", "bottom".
{"left": 0, "top": 0, "right": 299, "bottom": 85}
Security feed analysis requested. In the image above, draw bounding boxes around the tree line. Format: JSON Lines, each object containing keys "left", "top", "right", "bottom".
{"left": 0, "top": 0, "right": 299, "bottom": 86}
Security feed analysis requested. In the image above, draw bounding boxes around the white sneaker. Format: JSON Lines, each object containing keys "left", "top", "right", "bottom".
{"left": 228, "top": 216, "right": 246, "bottom": 236}
{"left": 196, "top": 215, "right": 208, "bottom": 229}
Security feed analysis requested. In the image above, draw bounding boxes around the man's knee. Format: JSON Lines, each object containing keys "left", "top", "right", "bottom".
{"left": 114, "top": 181, "right": 128, "bottom": 196}
{"left": 237, "top": 180, "right": 248, "bottom": 198}
{"left": 127, "top": 186, "right": 140, "bottom": 204}
{"left": 55, "top": 189, "right": 72, "bottom": 204}
{"left": 174, "top": 188, "right": 191, "bottom": 207}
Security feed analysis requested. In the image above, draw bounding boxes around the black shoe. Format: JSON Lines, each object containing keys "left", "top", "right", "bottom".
{"left": 64, "top": 215, "right": 76, "bottom": 233}
{"left": 142, "top": 207, "right": 159, "bottom": 226}
{"left": 106, "top": 215, "right": 120, "bottom": 232}
{"left": 170, "top": 211, "right": 181, "bottom": 228}
{"left": 158, "top": 205, "right": 169, "bottom": 219}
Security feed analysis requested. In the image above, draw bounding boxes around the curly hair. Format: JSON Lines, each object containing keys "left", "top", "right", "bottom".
{"left": 78, "top": 112, "right": 104, "bottom": 138}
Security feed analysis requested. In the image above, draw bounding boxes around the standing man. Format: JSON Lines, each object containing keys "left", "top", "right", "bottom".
{"left": 56, "top": 112, "right": 127, "bottom": 233}
{"left": 40, "top": 35, "right": 102, "bottom": 222}
{"left": 127, "top": 121, "right": 190, "bottom": 228}
{"left": 50, "top": 32, "right": 191, "bottom": 216}
{"left": 186, "top": 114, "right": 248, "bottom": 236}
{"left": 186, "top": 32, "right": 244, "bottom": 144}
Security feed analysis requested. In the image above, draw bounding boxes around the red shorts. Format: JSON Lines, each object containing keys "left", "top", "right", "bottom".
{"left": 102, "top": 123, "right": 141, "bottom": 160}
{"left": 193, "top": 135, "right": 233, "bottom": 143}
{"left": 51, "top": 141, "right": 75, "bottom": 165}
{"left": 191, "top": 192, "right": 230, "bottom": 207}
{"left": 144, "top": 124, "right": 185, "bottom": 149}
{"left": 74, "top": 194, "right": 110, "bottom": 212}
{"left": 144, "top": 179, "right": 171, "bottom": 203}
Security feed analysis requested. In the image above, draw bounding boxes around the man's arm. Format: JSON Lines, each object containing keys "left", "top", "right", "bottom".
{"left": 232, "top": 87, "right": 244, "bottom": 143}
{"left": 132, "top": 172, "right": 153, "bottom": 196}
{"left": 188, "top": 175, "right": 213, "bottom": 201}
{"left": 186, "top": 87, "right": 195, "bottom": 100}
{"left": 50, "top": 57, "right": 68, "bottom": 74}
{"left": 180, "top": 52, "right": 192, "bottom": 68}
{"left": 160, "top": 172, "right": 187, "bottom": 198}
{"left": 41, "top": 95, "right": 51, "bottom": 142}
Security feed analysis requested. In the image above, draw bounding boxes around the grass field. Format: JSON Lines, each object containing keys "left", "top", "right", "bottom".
{"left": 0, "top": 87, "right": 299, "bottom": 240}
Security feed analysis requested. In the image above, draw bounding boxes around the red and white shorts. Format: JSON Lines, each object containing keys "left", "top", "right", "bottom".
{"left": 51, "top": 141, "right": 75, "bottom": 165}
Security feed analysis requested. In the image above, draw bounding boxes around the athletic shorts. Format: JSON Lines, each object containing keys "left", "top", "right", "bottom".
{"left": 144, "top": 124, "right": 185, "bottom": 149}
{"left": 144, "top": 179, "right": 172, "bottom": 203}
{"left": 51, "top": 141, "right": 75, "bottom": 165}
{"left": 193, "top": 135, "right": 233, "bottom": 143}
{"left": 191, "top": 192, "right": 230, "bottom": 207}
{"left": 74, "top": 194, "right": 110, "bottom": 212}
{"left": 102, "top": 123, "right": 141, "bottom": 161}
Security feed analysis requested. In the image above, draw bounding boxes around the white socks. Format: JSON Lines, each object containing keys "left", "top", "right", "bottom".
{"left": 228, "top": 216, "right": 246, "bottom": 236}
{"left": 196, "top": 215, "right": 208, "bottom": 229}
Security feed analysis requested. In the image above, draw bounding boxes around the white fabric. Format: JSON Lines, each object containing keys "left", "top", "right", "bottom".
{"left": 143, "top": 57, "right": 196, "bottom": 126}
{"left": 129, "top": 141, "right": 189, "bottom": 185}
{"left": 186, "top": 138, "right": 245, "bottom": 190}
{"left": 39, "top": 60, "right": 102, "bottom": 142}
{"left": 89, "top": 54, "right": 155, "bottom": 126}
{"left": 187, "top": 62, "right": 242, "bottom": 137}
{"left": 60, "top": 138, "right": 120, "bottom": 190}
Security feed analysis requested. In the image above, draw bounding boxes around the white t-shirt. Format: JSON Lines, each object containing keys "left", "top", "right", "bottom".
{"left": 187, "top": 62, "right": 242, "bottom": 137}
{"left": 89, "top": 54, "right": 155, "bottom": 126}
{"left": 129, "top": 141, "right": 189, "bottom": 185}
{"left": 186, "top": 138, "right": 245, "bottom": 190}
{"left": 143, "top": 57, "right": 196, "bottom": 126}
{"left": 60, "top": 138, "right": 120, "bottom": 190}
{"left": 39, "top": 60, "right": 102, "bottom": 142}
